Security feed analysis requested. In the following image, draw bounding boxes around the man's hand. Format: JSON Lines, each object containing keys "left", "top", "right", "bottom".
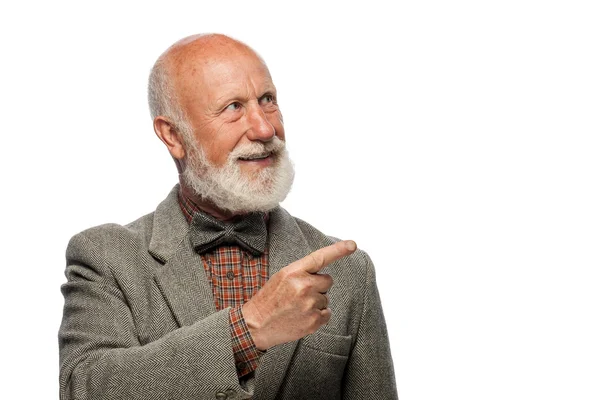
{"left": 242, "top": 240, "right": 357, "bottom": 350}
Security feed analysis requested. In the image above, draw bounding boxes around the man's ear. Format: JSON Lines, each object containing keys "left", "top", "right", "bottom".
{"left": 154, "top": 116, "right": 186, "bottom": 160}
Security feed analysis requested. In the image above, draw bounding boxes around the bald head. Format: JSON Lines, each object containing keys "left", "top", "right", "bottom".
{"left": 162, "top": 33, "right": 262, "bottom": 70}
{"left": 147, "top": 34, "right": 267, "bottom": 127}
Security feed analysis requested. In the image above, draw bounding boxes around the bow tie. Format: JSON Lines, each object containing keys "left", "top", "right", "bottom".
{"left": 189, "top": 210, "right": 268, "bottom": 256}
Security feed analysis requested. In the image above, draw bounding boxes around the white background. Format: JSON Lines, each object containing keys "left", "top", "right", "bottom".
{"left": 1, "top": 1, "right": 599, "bottom": 398}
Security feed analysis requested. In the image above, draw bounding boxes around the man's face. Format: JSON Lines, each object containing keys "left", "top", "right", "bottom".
{"left": 172, "top": 47, "right": 294, "bottom": 213}
{"left": 175, "top": 49, "right": 286, "bottom": 178}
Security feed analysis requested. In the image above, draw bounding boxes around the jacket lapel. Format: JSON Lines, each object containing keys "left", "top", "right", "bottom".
{"left": 254, "top": 206, "right": 313, "bottom": 399}
{"left": 149, "top": 186, "right": 216, "bottom": 327}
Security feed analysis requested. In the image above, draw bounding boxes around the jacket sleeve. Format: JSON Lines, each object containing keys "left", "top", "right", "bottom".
{"left": 59, "top": 232, "right": 255, "bottom": 400}
{"left": 342, "top": 252, "right": 398, "bottom": 399}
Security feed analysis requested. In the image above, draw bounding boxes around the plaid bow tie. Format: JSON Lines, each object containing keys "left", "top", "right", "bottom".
{"left": 189, "top": 210, "right": 267, "bottom": 256}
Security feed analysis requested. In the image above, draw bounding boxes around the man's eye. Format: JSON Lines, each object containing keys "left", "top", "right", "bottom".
{"left": 225, "top": 102, "right": 241, "bottom": 111}
{"left": 260, "top": 94, "right": 275, "bottom": 104}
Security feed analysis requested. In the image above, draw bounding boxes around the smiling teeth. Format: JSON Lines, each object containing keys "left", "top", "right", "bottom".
{"left": 240, "top": 153, "right": 270, "bottom": 160}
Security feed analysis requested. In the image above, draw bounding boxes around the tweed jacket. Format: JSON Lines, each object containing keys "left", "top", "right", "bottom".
{"left": 59, "top": 186, "right": 397, "bottom": 399}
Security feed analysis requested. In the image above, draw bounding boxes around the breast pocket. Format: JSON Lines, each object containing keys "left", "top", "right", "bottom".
{"left": 279, "top": 331, "right": 353, "bottom": 399}
{"left": 301, "top": 330, "right": 352, "bottom": 356}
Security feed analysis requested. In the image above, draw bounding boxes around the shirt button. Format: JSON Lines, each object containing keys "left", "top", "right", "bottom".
{"left": 226, "top": 271, "right": 235, "bottom": 280}
{"left": 215, "top": 392, "right": 227, "bottom": 400}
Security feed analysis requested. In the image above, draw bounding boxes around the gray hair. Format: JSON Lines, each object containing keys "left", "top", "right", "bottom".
{"left": 147, "top": 57, "right": 193, "bottom": 143}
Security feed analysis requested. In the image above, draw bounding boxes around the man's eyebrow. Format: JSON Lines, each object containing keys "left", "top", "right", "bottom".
{"left": 212, "top": 86, "right": 277, "bottom": 107}
{"left": 210, "top": 87, "right": 247, "bottom": 107}
{"left": 259, "top": 87, "right": 278, "bottom": 96}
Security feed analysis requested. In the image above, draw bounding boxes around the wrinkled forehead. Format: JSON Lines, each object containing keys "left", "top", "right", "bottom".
{"left": 166, "top": 40, "right": 273, "bottom": 96}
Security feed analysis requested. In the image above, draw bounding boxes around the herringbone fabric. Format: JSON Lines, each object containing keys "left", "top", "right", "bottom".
{"left": 58, "top": 185, "right": 398, "bottom": 399}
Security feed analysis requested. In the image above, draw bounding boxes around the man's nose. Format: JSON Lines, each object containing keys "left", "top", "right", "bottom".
{"left": 246, "top": 105, "right": 276, "bottom": 142}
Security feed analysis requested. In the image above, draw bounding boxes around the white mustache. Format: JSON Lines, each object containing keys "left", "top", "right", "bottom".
{"left": 230, "top": 137, "right": 286, "bottom": 160}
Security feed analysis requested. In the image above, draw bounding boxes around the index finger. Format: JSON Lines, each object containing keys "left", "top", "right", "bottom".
{"left": 298, "top": 240, "right": 357, "bottom": 274}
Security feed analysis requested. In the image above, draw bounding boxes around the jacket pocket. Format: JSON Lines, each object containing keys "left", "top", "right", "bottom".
{"left": 279, "top": 332, "right": 352, "bottom": 398}
{"left": 300, "top": 330, "right": 352, "bottom": 356}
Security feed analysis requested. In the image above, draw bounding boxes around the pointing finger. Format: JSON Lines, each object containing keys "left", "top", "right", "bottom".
{"left": 299, "top": 240, "right": 357, "bottom": 274}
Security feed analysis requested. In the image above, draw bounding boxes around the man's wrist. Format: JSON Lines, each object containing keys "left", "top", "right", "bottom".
{"left": 241, "top": 301, "right": 268, "bottom": 351}
{"left": 229, "top": 306, "right": 265, "bottom": 377}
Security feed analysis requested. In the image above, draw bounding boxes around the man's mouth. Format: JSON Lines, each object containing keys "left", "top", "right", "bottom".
{"left": 238, "top": 151, "right": 273, "bottom": 161}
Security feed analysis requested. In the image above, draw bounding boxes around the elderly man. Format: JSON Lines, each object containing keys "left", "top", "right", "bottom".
{"left": 59, "top": 34, "right": 397, "bottom": 399}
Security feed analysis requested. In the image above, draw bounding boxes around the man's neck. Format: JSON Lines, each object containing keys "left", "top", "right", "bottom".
{"left": 179, "top": 181, "right": 241, "bottom": 221}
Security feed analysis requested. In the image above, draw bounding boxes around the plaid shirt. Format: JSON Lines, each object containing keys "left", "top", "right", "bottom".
{"left": 178, "top": 191, "right": 268, "bottom": 378}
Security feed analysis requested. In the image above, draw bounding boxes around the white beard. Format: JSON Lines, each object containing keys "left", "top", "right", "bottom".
{"left": 182, "top": 136, "right": 295, "bottom": 214}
